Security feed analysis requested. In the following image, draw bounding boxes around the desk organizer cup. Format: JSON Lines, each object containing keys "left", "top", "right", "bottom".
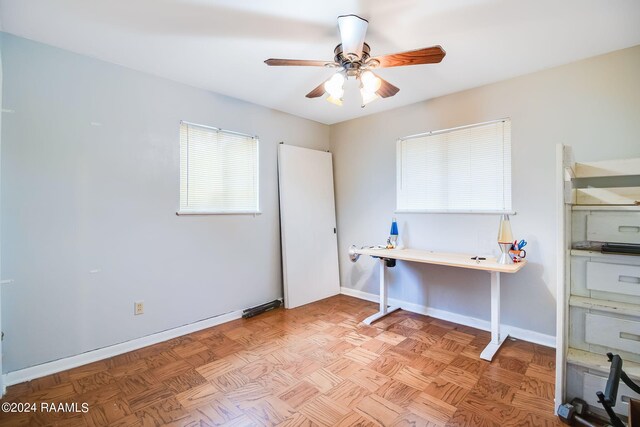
{"left": 509, "top": 249, "right": 526, "bottom": 262}
{"left": 509, "top": 239, "right": 527, "bottom": 262}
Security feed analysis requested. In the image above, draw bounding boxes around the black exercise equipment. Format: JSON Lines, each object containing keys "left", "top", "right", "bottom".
{"left": 596, "top": 353, "right": 640, "bottom": 427}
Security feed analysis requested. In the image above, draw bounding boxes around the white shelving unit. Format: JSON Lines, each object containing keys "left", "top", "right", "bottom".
{"left": 556, "top": 145, "right": 640, "bottom": 417}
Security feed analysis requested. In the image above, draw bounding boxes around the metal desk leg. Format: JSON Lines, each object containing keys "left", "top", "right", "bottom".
{"left": 362, "top": 259, "right": 400, "bottom": 325}
{"left": 480, "top": 271, "right": 508, "bottom": 361}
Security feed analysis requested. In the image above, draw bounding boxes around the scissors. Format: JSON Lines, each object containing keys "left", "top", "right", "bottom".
{"left": 517, "top": 239, "right": 527, "bottom": 250}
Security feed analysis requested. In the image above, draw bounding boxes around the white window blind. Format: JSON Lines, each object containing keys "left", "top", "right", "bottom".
{"left": 397, "top": 119, "right": 511, "bottom": 213}
{"left": 179, "top": 122, "right": 259, "bottom": 214}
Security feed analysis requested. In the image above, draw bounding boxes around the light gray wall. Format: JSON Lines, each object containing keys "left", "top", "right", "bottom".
{"left": 0, "top": 32, "right": 4, "bottom": 388}
{"left": 331, "top": 45, "right": 640, "bottom": 337}
{"left": 0, "top": 33, "right": 329, "bottom": 373}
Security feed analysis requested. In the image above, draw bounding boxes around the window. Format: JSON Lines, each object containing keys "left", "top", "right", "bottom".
{"left": 396, "top": 119, "right": 511, "bottom": 213}
{"left": 179, "top": 121, "right": 259, "bottom": 214}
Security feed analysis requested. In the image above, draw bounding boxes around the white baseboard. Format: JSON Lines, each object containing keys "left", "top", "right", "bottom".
{"left": 340, "top": 286, "right": 556, "bottom": 348}
{"left": 2, "top": 309, "right": 243, "bottom": 389}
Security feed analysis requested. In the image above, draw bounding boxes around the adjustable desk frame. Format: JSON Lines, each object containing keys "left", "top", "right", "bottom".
{"left": 354, "top": 248, "right": 527, "bottom": 361}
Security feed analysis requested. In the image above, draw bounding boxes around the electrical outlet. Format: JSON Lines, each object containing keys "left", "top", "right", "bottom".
{"left": 134, "top": 301, "right": 144, "bottom": 315}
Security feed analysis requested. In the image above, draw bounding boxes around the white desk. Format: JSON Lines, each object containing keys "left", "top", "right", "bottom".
{"left": 354, "top": 247, "right": 527, "bottom": 361}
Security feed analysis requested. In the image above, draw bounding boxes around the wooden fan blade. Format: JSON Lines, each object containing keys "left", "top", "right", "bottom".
{"left": 337, "top": 14, "right": 368, "bottom": 59}
{"left": 370, "top": 46, "right": 446, "bottom": 68}
{"left": 374, "top": 74, "right": 400, "bottom": 98}
{"left": 306, "top": 81, "right": 326, "bottom": 98}
{"left": 264, "top": 59, "right": 337, "bottom": 67}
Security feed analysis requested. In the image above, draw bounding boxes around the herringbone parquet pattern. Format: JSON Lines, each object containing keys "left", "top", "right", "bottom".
{"left": 0, "top": 295, "right": 561, "bottom": 426}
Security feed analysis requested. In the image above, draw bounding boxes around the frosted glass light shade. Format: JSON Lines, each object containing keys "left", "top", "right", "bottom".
{"left": 324, "top": 73, "right": 345, "bottom": 98}
{"left": 359, "top": 70, "right": 381, "bottom": 106}
{"left": 360, "top": 88, "right": 379, "bottom": 106}
{"left": 497, "top": 214, "right": 514, "bottom": 244}
{"left": 326, "top": 95, "right": 343, "bottom": 106}
{"left": 360, "top": 71, "right": 381, "bottom": 92}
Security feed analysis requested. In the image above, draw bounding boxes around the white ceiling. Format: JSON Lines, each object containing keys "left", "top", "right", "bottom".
{"left": 1, "top": 0, "right": 639, "bottom": 125}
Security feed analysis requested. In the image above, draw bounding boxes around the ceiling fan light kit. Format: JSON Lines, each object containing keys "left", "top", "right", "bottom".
{"left": 360, "top": 70, "right": 382, "bottom": 107}
{"left": 324, "top": 72, "right": 345, "bottom": 103}
{"left": 264, "top": 14, "right": 446, "bottom": 108}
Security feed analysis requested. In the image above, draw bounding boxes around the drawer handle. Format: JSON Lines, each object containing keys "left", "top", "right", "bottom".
{"left": 619, "top": 275, "right": 640, "bottom": 284}
{"left": 618, "top": 225, "right": 640, "bottom": 233}
{"left": 620, "top": 332, "right": 640, "bottom": 342}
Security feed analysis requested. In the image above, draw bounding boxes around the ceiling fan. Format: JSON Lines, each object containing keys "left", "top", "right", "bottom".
{"left": 264, "top": 14, "right": 446, "bottom": 107}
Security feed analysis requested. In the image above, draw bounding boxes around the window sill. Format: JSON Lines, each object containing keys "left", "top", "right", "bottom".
{"left": 176, "top": 210, "right": 262, "bottom": 216}
{"left": 395, "top": 209, "right": 516, "bottom": 215}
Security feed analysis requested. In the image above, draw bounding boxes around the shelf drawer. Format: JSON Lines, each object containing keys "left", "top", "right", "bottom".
{"left": 587, "top": 213, "right": 640, "bottom": 244}
{"left": 571, "top": 255, "right": 640, "bottom": 305}
{"left": 585, "top": 313, "right": 640, "bottom": 354}
{"left": 587, "top": 261, "right": 640, "bottom": 297}
{"left": 570, "top": 306, "right": 640, "bottom": 363}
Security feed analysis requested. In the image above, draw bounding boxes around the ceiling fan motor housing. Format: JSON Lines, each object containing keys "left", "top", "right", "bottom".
{"left": 334, "top": 43, "right": 375, "bottom": 77}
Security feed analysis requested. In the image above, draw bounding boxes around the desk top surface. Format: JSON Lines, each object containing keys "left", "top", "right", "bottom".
{"left": 354, "top": 247, "right": 527, "bottom": 273}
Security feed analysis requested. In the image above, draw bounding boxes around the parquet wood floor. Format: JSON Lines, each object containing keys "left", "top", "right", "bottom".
{"left": 0, "top": 295, "right": 561, "bottom": 426}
